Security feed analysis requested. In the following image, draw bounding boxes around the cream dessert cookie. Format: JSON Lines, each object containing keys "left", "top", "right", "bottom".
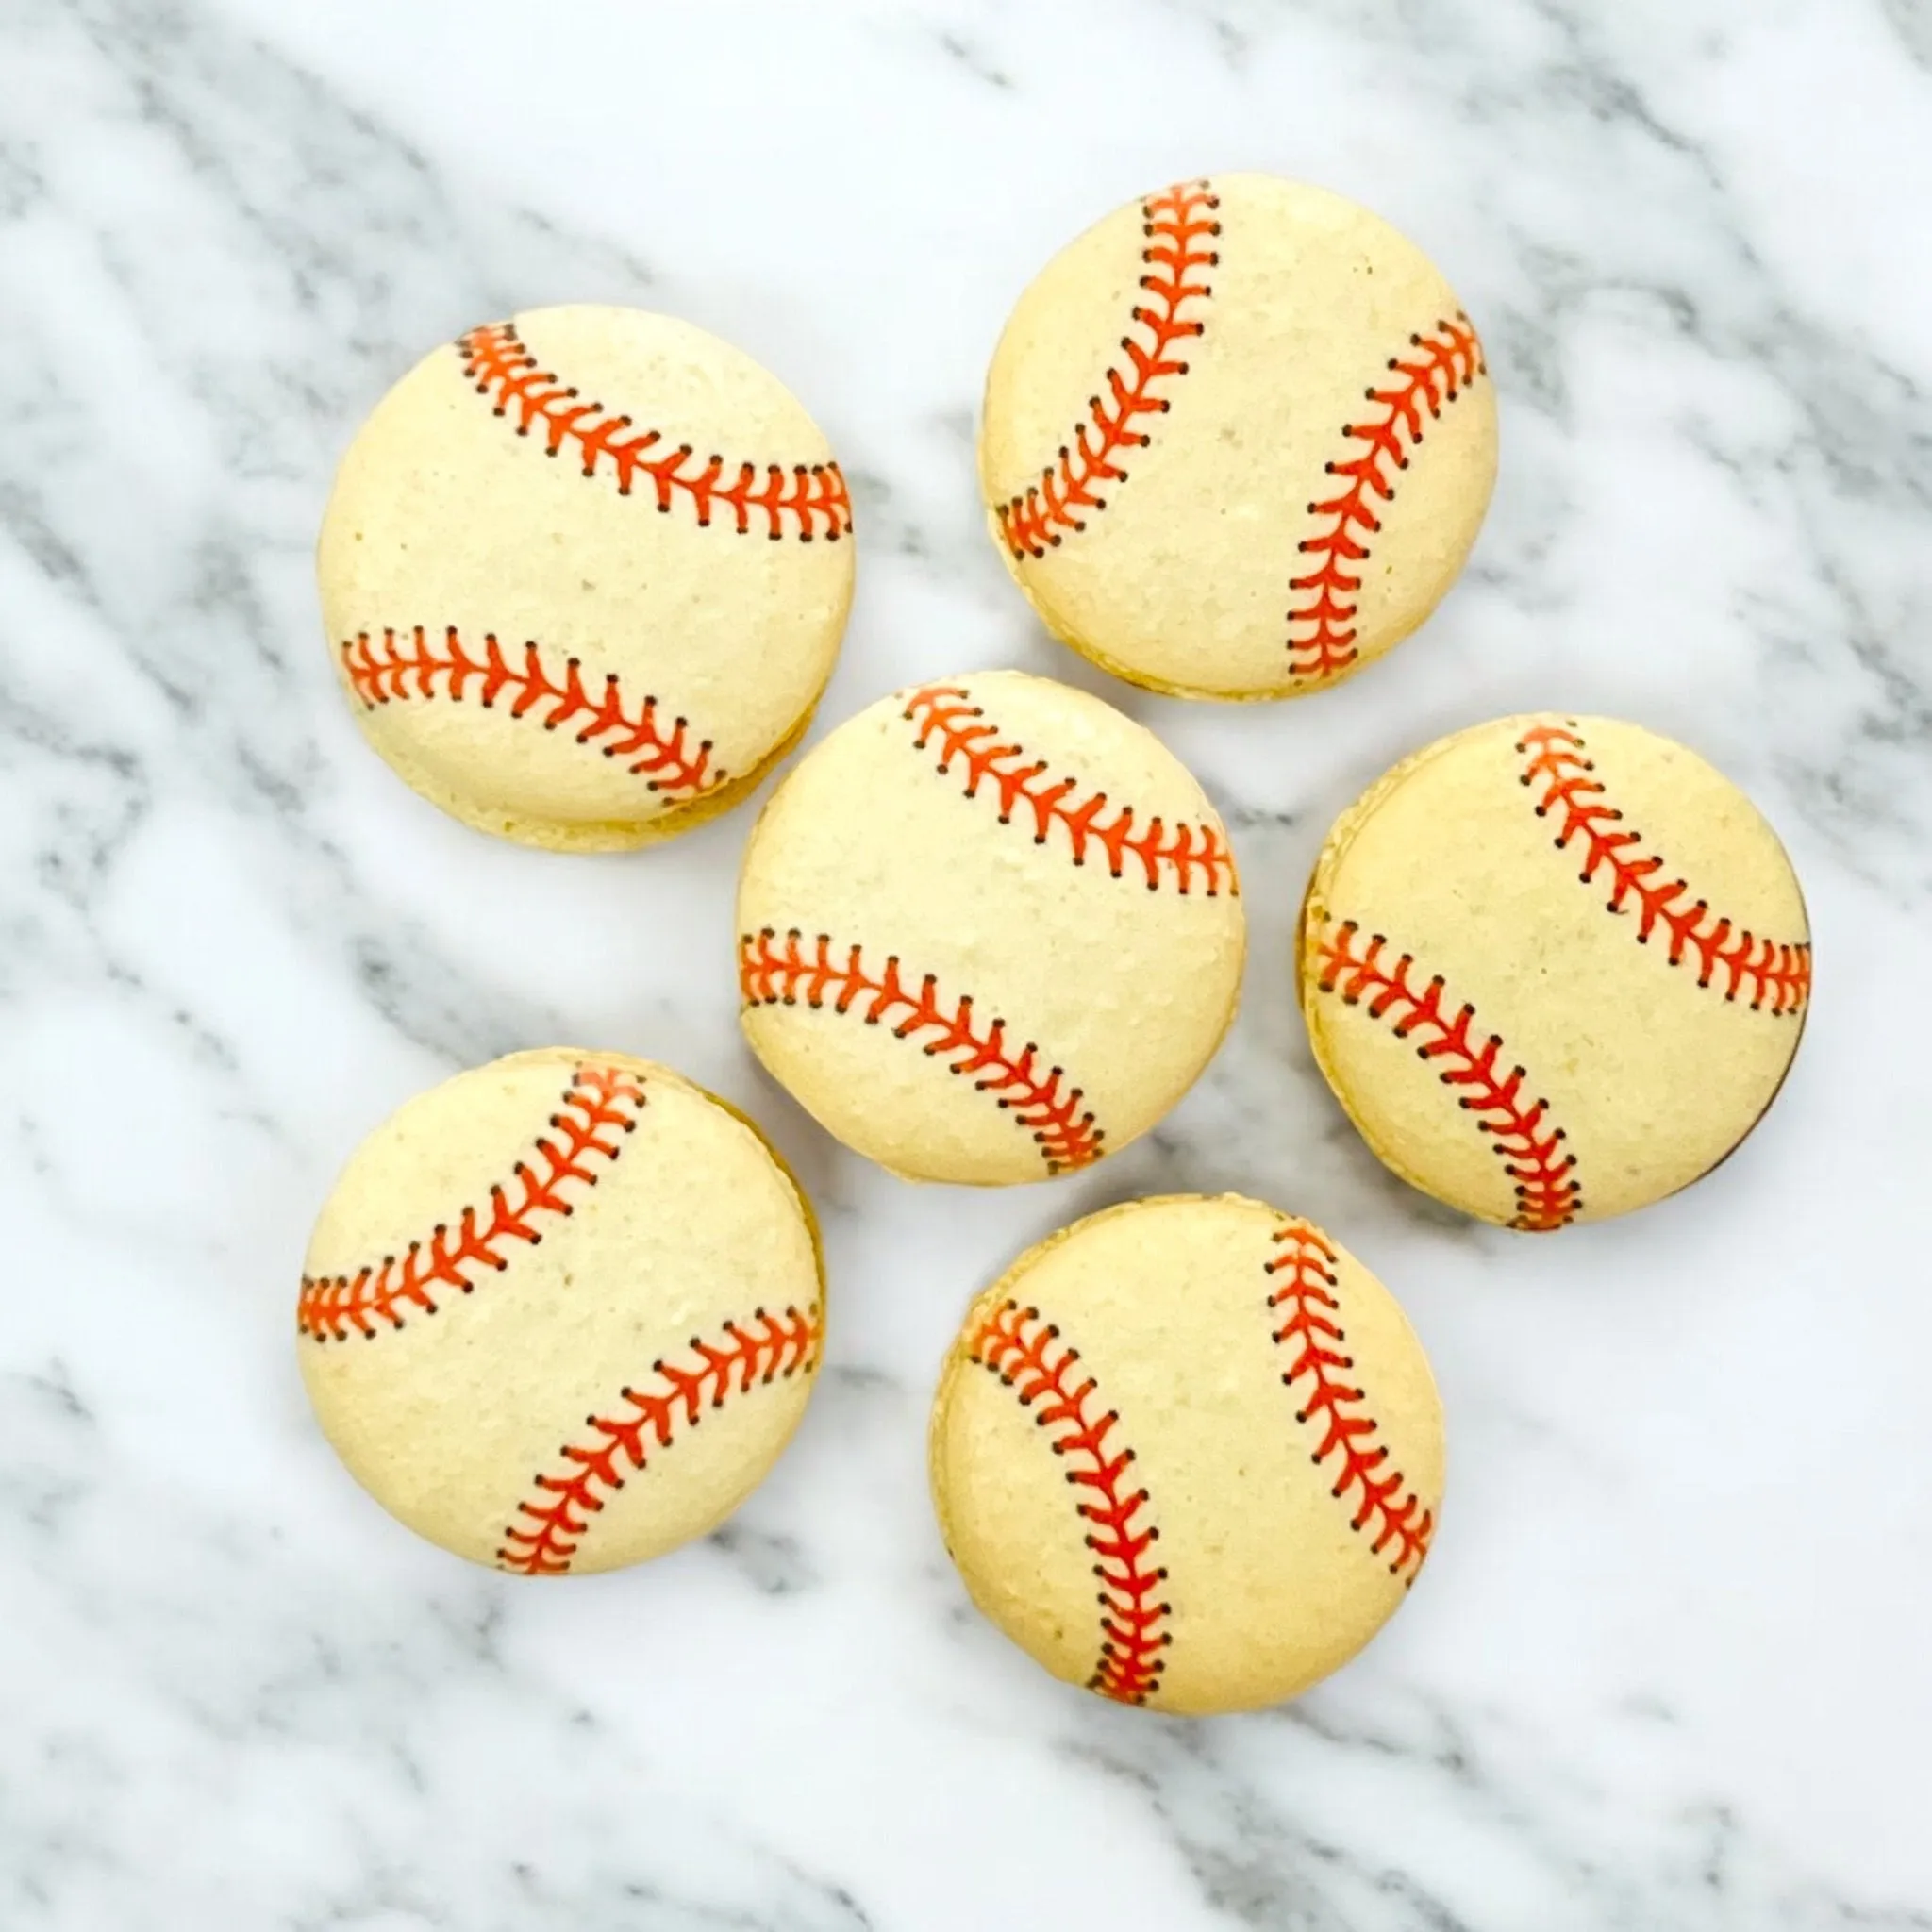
{"left": 1299, "top": 715, "right": 1811, "bottom": 1229}
{"left": 736, "top": 670, "right": 1246, "bottom": 1185}
{"left": 299, "top": 1050, "right": 824, "bottom": 1573}
{"left": 980, "top": 175, "right": 1496, "bottom": 700}
{"left": 318, "top": 305, "right": 854, "bottom": 850}
{"left": 931, "top": 1195, "right": 1445, "bottom": 1715}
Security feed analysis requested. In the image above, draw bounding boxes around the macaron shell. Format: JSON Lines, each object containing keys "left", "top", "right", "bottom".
{"left": 980, "top": 175, "right": 1496, "bottom": 699}
{"left": 300, "top": 1049, "right": 824, "bottom": 1572}
{"left": 736, "top": 671, "right": 1246, "bottom": 1184}
{"left": 931, "top": 1195, "right": 1445, "bottom": 1716}
{"left": 1300, "top": 715, "right": 1810, "bottom": 1227}
{"left": 318, "top": 305, "right": 853, "bottom": 849}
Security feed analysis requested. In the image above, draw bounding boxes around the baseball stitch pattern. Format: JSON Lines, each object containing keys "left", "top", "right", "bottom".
{"left": 343, "top": 627, "right": 723, "bottom": 796}
{"left": 902, "top": 685, "right": 1237, "bottom": 896}
{"left": 739, "top": 929, "right": 1101, "bottom": 1174}
{"left": 996, "top": 181, "right": 1220, "bottom": 560}
{"left": 298, "top": 1066, "right": 646, "bottom": 1343}
{"left": 1518, "top": 723, "right": 1812, "bottom": 1016}
{"left": 497, "top": 1304, "right": 823, "bottom": 1575}
{"left": 966, "top": 1299, "right": 1171, "bottom": 1704}
{"left": 1266, "top": 1224, "right": 1433, "bottom": 1580}
{"left": 1287, "top": 314, "right": 1486, "bottom": 683}
{"left": 1312, "top": 921, "right": 1582, "bottom": 1230}
{"left": 458, "top": 322, "right": 851, "bottom": 541}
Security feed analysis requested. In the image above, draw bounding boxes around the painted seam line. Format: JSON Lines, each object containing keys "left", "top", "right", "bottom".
{"left": 496, "top": 1304, "right": 823, "bottom": 1575}
{"left": 1288, "top": 313, "right": 1486, "bottom": 682}
{"left": 739, "top": 928, "right": 1102, "bottom": 1174}
{"left": 1517, "top": 723, "right": 1811, "bottom": 1016}
{"left": 996, "top": 180, "right": 1220, "bottom": 560}
{"left": 1267, "top": 1222, "right": 1433, "bottom": 1581}
{"left": 1312, "top": 919, "right": 1582, "bottom": 1231}
{"left": 342, "top": 627, "right": 722, "bottom": 796}
{"left": 901, "top": 684, "right": 1237, "bottom": 896}
{"left": 458, "top": 321, "right": 851, "bottom": 541}
{"left": 298, "top": 1065, "right": 646, "bottom": 1342}
{"left": 966, "top": 1298, "right": 1170, "bottom": 1704}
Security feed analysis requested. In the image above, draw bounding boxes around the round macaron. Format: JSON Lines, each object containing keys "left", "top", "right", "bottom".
{"left": 299, "top": 1049, "right": 824, "bottom": 1573}
{"left": 930, "top": 1194, "right": 1445, "bottom": 1716}
{"left": 736, "top": 670, "right": 1246, "bottom": 1185}
{"left": 979, "top": 174, "right": 1497, "bottom": 700}
{"left": 318, "top": 305, "right": 854, "bottom": 850}
{"left": 1298, "top": 715, "right": 1811, "bottom": 1229}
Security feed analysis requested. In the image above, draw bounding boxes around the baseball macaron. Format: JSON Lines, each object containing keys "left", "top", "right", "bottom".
{"left": 930, "top": 1194, "right": 1445, "bottom": 1715}
{"left": 736, "top": 670, "right": 1245, "bottom": 1185}
{"left": 1299, "top": 715, "right": 1811, "bottom": 1229}
{"left": 299, "top": 1050, "right": 824, "bottom": 1573}
{"left": 319, "top": 304, "right": 853, "bottom": 850}
{"left": 980, "top": 174, "right": 1496, "bottom": 700}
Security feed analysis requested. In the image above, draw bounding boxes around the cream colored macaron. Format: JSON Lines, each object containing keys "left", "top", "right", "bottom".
{"left": 931, "top": 1195, "right": 1444, "bottom": 1715}
{"left": 736, "top": 670, "right": 1245, "bottom": 1184}
{"left": 299, "top": 1049, "right": 824, "bottom": 1573}
{"left": 1299, "top": 715, "right": 1811, "bottom": 1229}
{"left": 979, "top": 174, "right": 1496, "bottom": 700}
{"left": 319, "top": 305, "right": 854, "bottom": 850}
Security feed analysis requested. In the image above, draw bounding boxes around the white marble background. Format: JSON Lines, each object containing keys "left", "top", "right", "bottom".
{"left": 4, "top": 0, "right": 1930, "bottom": 1925}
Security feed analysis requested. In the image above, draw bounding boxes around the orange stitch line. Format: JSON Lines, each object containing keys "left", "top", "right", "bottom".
{"left": 1313, "top": 920, "right": 1581, "bottom": 1231}
{"left": 1266, "top": 1223, "right": 1433, "bottom": 1581}
{"left": 342, "top": 626, "right": 722, "bottom": 797}
{"left": 738, "top": 927, "right": 1102, "bottom": 1174}
{"left": 298, "top": 1066, "right": 646, "bottom": 1343}
{"left": 901, "top": 683, "right": 1237, "bottom": 896}
{"left": 996, "top": 180, "right": 1220, "bottom": 560}
{"left": 967, "top": 1298, "right": 1170, "bottom": 1704}
{"left": 1288, "top": 314, "right": 1486, "bottom": 682}
{"left": 344, "top": 625, "right": 721, "bottom": 795}
{"left": 458, "top": 322, "right": 851, "bottom": 541}
{"left": 497, "top": 1304, "right": 823, "bottom": 1575}
{"left": 1517, "top": 723, "right": 1812, "bottom": 1016}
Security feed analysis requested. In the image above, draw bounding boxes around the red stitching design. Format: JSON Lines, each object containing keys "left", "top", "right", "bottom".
{"left": 458, "top": 321, "right": 852, "bottom": 542}
{"left": 738, "top": 928, "right": 1102, "bottom": 1174}
{"left": 342, "top": 627, "right": 722, "bottom": 797}
{"left": 1312, "top": 921, "right": 1581, "bottom": 1231}
{"left": 299, "top": 1066, "right": 647, "bottom": 1343}
{"left": 497, "top": 1304, "right": 823, "bottom": 1575}
{"left": 1517, "top": 723, "right": 1812, "bottom": 1017}
{"left": 1266, "top": 1223, "right": 1433, "bottom": 1581}
{"left": 901, "top": 684, "right": 1237, "bottom": 896}
{"left": 1288, "top": 314, "right": 1486, "bottom": 682}
{"left": 996, "top": 180, "right": 1220, "bottom": 560}
{"left": 966, "top": 1298, "right": 1170, "bottom": 1704}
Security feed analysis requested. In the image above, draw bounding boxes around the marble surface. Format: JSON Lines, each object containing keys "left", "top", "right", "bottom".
{"left": 4, "top": 0, "right": 1931, "bottom": 1924}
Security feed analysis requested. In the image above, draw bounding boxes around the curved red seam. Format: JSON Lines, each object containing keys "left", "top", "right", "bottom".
{"left": 1287, "top": 314, "right": 1486, "bottom": 682}
{"left": 738, "top": 929, "right": 1102, "bottom": 1174}
{"left": 298, "top": 1065, "right": 647, "bottom": 1342}
{"left": 1312, "top": 920, "right": 1582, "bottom": 1231}
{"left": 342, "top": 626, "right": 722, "bottom": 797}
{"left": 458, "top": 322, "right": 851, "bottom": 541}
{"left": 1517, "top": 723, "right": 1812, "bottom": 1016}
{"left": 901, "top": 684, "right": 1237, "bottom": 896}
{"left": 996, "top": 180, "right": 1220, "bottom": 560}
{"left": 497, "top": 1304, "right": 823, "bottom": 1575}
{"left": 1266, "top": 1223, "right": 1433, "bottom": 1580}
{"left": 966, "top": 1298, "right": 1170, "bottom": 1704}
